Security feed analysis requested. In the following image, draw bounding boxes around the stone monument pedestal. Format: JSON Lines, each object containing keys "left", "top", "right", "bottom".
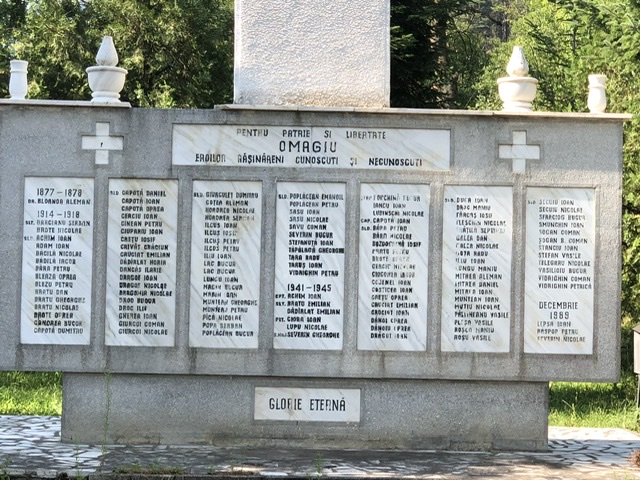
{"left": 0, "top": 0, "right": 626, "bottom": 452}
{"left": 0, "top": 104, "right": 624, "bottom": 452}
{"left": 62, "top": 373, "right": 549, "bottom": 450}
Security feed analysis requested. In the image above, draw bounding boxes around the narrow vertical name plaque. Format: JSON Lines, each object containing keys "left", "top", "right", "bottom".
{"left": 524, "top": 187, "right": 595, "bottom": 354}
{"left": 273, "top": 182, "right": 346, "bottom": 350}
{"left": 105, "top": 179, "right": 178, "bottom": 347}
{"left": 21, "top": 177, "right": 94, "bottom": 345}
{"left": 441, "top": 186, "right": 512, "bottom": 353}
{"left": 357, "top": 183, "right": 430, "bottom": 351}
{"left": 189, "top": 180, "right": 262, "bottom": 348}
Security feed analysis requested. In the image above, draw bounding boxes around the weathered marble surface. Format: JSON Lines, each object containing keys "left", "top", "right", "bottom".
{"left": 254, "top": 387, "right": 361, "bottom": 422}
{"left": 105, "top": 179, "right": 178, "bottom": 347}
{"left": 524, "top": 187, "right": 595, "bottom": 354}
{"left": 273, "top": 182, "right": 346, "bottom": 350}
{"left": 357, "top": 183, "right": 430, "bottom": 351}
{"left": 189, "top": 180, "right": 262, "bottom": 348}
{"left": 172, "top": 124, "right": 451, "bottom": 171}
{"left": 21, "top": 177, "right": 94, "bottom": 345}
{"left": 441, "top": 186, "right": 513, "bottom": 353}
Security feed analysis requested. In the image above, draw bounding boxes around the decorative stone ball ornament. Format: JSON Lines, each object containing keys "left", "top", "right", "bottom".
{"left": 86, "top": 36, "right": 127, "bottom": 103}
{"left": 497, "top": 46, "right": 538, "bottom": 112}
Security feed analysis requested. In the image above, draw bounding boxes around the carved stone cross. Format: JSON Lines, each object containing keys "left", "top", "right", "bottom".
{"left": 499, "top": 130, "right": 540, "bottom": 173}
{"left": 82, "top": 122, "right": 123, "bottom": 165}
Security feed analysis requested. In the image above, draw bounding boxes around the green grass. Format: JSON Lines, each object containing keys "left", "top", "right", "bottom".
{"left": 1, "top": 371, "right": 640, "bottom": 431}
{"left": 0, "top": 371, "right": 61, "bottom": 415}
{"left": 549, "top": 373, "right": 639, "bottom": 430}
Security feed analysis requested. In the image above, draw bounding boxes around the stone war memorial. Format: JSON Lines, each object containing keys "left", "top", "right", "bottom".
{"left": 0, "top": 0, "right": 629, "bottom": 451}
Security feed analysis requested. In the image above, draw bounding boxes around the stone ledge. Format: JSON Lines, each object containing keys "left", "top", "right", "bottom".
{"left": 0, "top": 99, "right": 131, "bottom": 107}
{"left": 217, "top": 103, "right": 631, "bottom": 120}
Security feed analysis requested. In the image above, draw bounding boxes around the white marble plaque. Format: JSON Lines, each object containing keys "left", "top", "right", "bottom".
{"left": 273, "top": 182, "right": 346, "bottom": 350}
{"left": 357, "top": 183, "right": 430, "bottom": 351}
{"left": 105, "top": 179, "right": 178, "bottom": 347}
{"left": 189, "top": 181, "right": 262, "bottom": 348}
{"left": 173, "top": 124, "right": 450, "bottom": 171}
{"left": 254, "top": 387, "right": 361, "bottom": 422}
{"left": 20, "top": 177, "right": 94, "bottom": 345}
{"left": 441, "top": 186, "right": 512, "bottom": 353}
{"left": 524, "top": 188, "right": 595, "bottom": 354}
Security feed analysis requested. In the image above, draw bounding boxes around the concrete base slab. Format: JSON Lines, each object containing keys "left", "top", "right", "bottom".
{"left": 61, "top": 373, "right": 549, "bottom": 451}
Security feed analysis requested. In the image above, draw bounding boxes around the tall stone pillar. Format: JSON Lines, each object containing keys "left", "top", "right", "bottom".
{"left": 233, "top": 0, "right": 390, "bottom": 107}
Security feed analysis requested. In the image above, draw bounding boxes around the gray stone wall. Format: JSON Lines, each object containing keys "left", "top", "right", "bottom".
{"left": 0, "top": 104, "right": 623, "bottom": 382}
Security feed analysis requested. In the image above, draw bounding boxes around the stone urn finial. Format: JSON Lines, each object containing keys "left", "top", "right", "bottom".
{"left": 9, "top": 60, "right": 28, "bottom": 100}
{"left": 587, "top": 74, "right": 607, "bottom": 114}
{"left": 497, "top": 46, "right": 538, "bottom": 112}
{"left": 86, "top": 36, "right": 127, "bottom": 103}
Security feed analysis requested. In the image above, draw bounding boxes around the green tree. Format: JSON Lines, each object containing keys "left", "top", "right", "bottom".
{"left": 12, "top": 0, "right": 91, "bottom": 100}
{"left": 390, "top": 0, "right": 494, "bottom": 108}
{"left": 85, "top": 0, "right": 234, "bottom": 107}
{"left": 0, "top": 0, "right": 26, "bottom": 56}
{"left": 5, "top": 0, "right": 494, "bottom": 109}
{"left": 472, "top": 0, "right": 640, "bottom": 371}
{"left": 7, "top": 0, "right": 233, "bottom": 107}
{"left": 473, "top": 0, "right": 596, "bottom": 111}
{"left": 0, "top": 0, "right": 26, "bottom": 94}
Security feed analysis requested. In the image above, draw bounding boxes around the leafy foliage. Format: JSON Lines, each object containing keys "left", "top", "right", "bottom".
{"left": 390, "top": 0, "right": 495, "bottom": 108}
{"left": 86, "top": 0, "right": 234, "bottom": 107}
{"left": 0, "top": 0, "right": 26, "bottom": 77}
{"left": 14, "top": 1, "right": 92, "bottom": 100}
{"left": 2, "top": 0, "right": 494, "bottom": 109}
{"left": 472, "top": 0, "right": 640, "bottom": 373}
{"left": 6, "top": 0, "right": 234, "bottom": 106}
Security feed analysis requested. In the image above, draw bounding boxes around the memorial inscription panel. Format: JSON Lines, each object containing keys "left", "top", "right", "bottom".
{"left": 273, "top": 182, "right": 346, "bottom": 350}
{"left": 105, "top": 179, "right": 178, "bottom": 347}
{"left": 173, "top": 125, "right": 451, "bottom": 171}
{"left": 254, "top": 387, "right": 361, "bottom": 422}
{"left": 21, "top": 177, "right": 94, "bottom": 345}
{"left": 524, "top": 187, "right": 595, "bottom": 354}
{"left": 441, "top": 186, "right": 513, "bottom": 353}
{"left": 357, "top": 183, "right": 430, "bottom": 351}
{"left": 189, "top": 180, "right": 262, "bottom": 348}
